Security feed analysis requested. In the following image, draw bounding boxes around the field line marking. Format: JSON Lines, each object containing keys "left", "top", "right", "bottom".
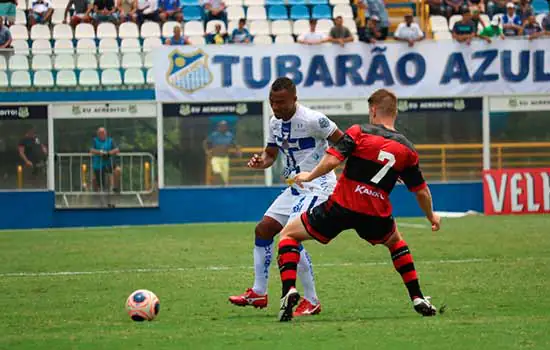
{"left": 0, "top": 257, "right": 513, "bottom": 278}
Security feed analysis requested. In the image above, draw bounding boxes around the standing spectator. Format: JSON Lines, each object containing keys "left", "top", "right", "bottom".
{"left": 0, "top": 16, "right": 12, "bottom": 49}
{"left": 517, "top": 0, "right": 533, "bottom": 21}
{"left": 207, "top": 23, "right": 227, "bottom": 44}
{"left": 479, "top": 16, "right": 505, "bottom": 39}
{"left": 452, "top": 9, "right": 477, "bottom": 43}
{"left": 203, "top": 0, "right": 227, "bottom": 24}
{"left": 93, "top": 0, "right": 119, "bottom": 24}
{"left": 136, "top": 0, "right": 160, "bottom": 24}
{"left": 366, "top": 0, "right": 389, "bottom": 39}
{"left": 165, "top": 25, "right": 190, "bottom": 44}
{"left": 29, "top": 0, "right": 54, "bottom": 26}
{"left": 471, "top": 6, "right": 487, "bottom": 31}
{"left": 358, "top": 16, "right": 378, "bottom": 43}
{"left": 90, "top": 127, "right": 121, "bottom": 193}
{"left": 18, "top": 126, "right": 47, "bottom": 189}
{"left": 158, "top": 0, "right": 182, "bottom": 23}
{"left": 502, "top": 2, "right": 522, "bottom": 36}
{"left": 445, "top": 0, "right": 466, "bottom": 17}
{"left": 522, "top": 14, "right": 542, "bottom": 39}
{"left": 231, "top": 18, "right": 251, "bottom": 43}
{"left": 117, "top": 0, "right": 137, "bottom": 23}
{"left": 63, "top": 0, "right": 93, "bottom": 27}
{"left": 203, "top": 120, "right": 240, "bottom": 186}
{"left": 394, "top": 14, "right": 424, "bottom": 47}
{"left": 468, "top": 0, "right": 485, "bottom": 13}
{"left": 354, "top": 0, "right": 368, "bottom": 29}
{"left": 297, "top": 19, "right": 327, "bottom": 45}
{"left": 487, "top": 0, "right": 507, "bottom": 17}
{"left": 328, "top": 16, "right": 354, "bottom": 46}
{"left": 0, "top": 0, "right": 16, "bottom": 25}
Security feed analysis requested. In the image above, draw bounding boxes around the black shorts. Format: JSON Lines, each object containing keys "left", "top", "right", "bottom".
{"left": 301, "top": 199, "right": 395, "bottom": 245}
{"left": 94, "top": 166, "right": 113, "bottom": 186}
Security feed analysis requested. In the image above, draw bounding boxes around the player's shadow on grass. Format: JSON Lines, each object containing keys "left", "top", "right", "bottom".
{"left": 224, "top": 314, "right": 417, "bottom": 322}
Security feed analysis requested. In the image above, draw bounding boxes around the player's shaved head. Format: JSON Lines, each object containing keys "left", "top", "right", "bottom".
{"left": 271, "top": 77, "right": 296, "bottom": 95}
{"left": 270, "top": 78, "right": 297, "bottom": 120}
{"left": 368, "top": 89, "right": 398, "bottom": 120}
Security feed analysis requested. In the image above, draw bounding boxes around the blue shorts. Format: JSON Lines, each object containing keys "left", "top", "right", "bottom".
{"left": 0, "top": 3, "right": 16, "bottom": 19}
{"left": 93, "top": 12, "right": 119, "bottom": 22}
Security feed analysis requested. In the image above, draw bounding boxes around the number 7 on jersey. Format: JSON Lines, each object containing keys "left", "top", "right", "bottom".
{"left": 370, "top": 151, "right": 396, "bottom": 184}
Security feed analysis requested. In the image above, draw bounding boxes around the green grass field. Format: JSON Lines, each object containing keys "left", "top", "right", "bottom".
{"left": 1, "top": 215, "right": 550, "bottom": 350}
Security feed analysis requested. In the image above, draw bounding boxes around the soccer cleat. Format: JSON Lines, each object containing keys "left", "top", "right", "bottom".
{"left": 293, "top": 298, "right": 322, "bottom": 317}
{"left": 278, "top": 287, "right": 300, "bottom": 322}
{"left": 413, "top": 296, "right": 437, "bottom": 316}
{"left": 228, "top": 288, "right": 268, "bottom": 308}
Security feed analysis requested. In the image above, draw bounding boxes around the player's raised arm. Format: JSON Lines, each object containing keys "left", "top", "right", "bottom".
{"left": 247, "top": 145, "right": 278, "bottom": 169}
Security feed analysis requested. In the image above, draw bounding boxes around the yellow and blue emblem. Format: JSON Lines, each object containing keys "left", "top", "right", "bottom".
{"left": 166, "top": 49, "right": 213, "bottom": 93}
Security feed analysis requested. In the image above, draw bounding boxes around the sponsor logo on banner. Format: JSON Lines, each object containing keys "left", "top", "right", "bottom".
{"left": 0, "top": 105, "right": 47, "bottom": 119}
{"left": 166, "top": 49, "right": 213, "bottom": 93}
{"left": 52, "top": 103, "right": 157, "bottom": 118}
{"left": 163, "top": 102, "right": 262, "bottom": 117}
{"left": 490, "top": 95, "right": 550, "bottom": 112}
{"left": 300, "top": 100, "right": 369, "bottom": 116}
{"left": 483, "top": 168, "right": 550, "bottom": 215}
{"left": 397, "top": 98, "right": 477, "bottom": 112}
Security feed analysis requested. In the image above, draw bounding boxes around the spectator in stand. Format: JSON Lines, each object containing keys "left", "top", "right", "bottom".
{"left": 502, "top": 2, "right": 522, "bottom": 36}
{"left": 479, "top": 16, "right": 505, "bottom": 40}
{"left": 297, "top": 19, "right": 327, "bottom": 45}
{"left": 93, "top": 0, "right": 119, "bottom": 24}
{"left": 136, "top": 0, "right": 160, "bottom": 24}
{"left": 165, "top": 25, "right": 190, "bottom": 44}
{"left": 426, "top": 0, "right": 444, "bottom": 16}
{"left": 366, "top": 0, "right": 389, "bottom": 39}
{"left": 0, "top": 17, "right": 12, "bottom": 49}
{"left": 159, "top": 0, "right": 182, "bottom": 23}
{"left": 207, "top": 23, "right": 227, "bottom": 44}
{"left": 517, "top": 0, "right": 533, "bottom": 21}
{"left": 471, "top": 6, "right": 487, "bottom": 31}
{"left": 542, "top": 12, "right": 550, "bottom": 33}
{"left": 29, "top": 0, "right": 54, "bottom": 26}
{"left": 452, "top": 9, "right": 490, "bottom": 43}
{"left": 328, "top": 16, "right": 354, "bottom": 46}
{"left": 0, "top": 0, "right": 17, "bottom": 25}
{"left": 117, "top": 0, "right": 137, "bottom": 23}
{"left": 64, "top": 0, "right": 93, "bottom": 27}
{"left": 394, "top": 14, "right": 424, "bottom": 47}
{"left": 19, "top": 126, "right": 48, "bottom": 189}
{"left": 231, "top": 18, "right": 251, "bottom": 43}
{"left": 359, "top": 16, "right": 378, "bottom": 43}
{"left": 522, "top": 14, "right": 542, "bottom": 39}
{"left": 445, "top": 0, "right": 466, "bottom": 17}
{"left": 203, "top": 0, "right": 227, "bottom": 24}
{"left": 487, "top": 0, "right": 507, "bottom": 17}
{"left": 468, "top": 0, "right": 485, "bottom": 13}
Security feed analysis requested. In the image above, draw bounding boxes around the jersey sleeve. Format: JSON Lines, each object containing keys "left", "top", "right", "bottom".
{"left": 309, "top": 112, "right": 337, "bottom": 140}
{"left": 326, "top": 124, "right": 360, "bottom": 161}
{"left": 400, "top": 151, "right": 427, "bottom": 192}
{"left": 266, "top": 118, "right": 276, "bottom": 148}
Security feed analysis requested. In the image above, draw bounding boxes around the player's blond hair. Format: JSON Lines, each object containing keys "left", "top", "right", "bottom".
{"left": 368, "top": 89, "right": 398, "bottom": 118}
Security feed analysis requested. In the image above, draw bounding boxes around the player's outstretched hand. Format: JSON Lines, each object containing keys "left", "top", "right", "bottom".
{"left": 247, "top": 154, "right": 264, "bottom": 169}
{"left": 293, "top": 172, "right": 312, "bottom": 188}
{"left": 429, "top": 214, "right": 441, "bottom": 232}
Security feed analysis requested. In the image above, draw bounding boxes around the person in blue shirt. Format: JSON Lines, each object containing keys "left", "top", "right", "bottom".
{"left": 90, "top": 127, "right": 121, "bottom": 192}
{"left": 231, "top": 18, "right": 251, "bottom": 43}
{"left": 203, "top": 120, "right": 241, "bottom": 185}
{"left": 164, "top": 25, "right": 191, "bottom": 45}
{"left": 159, "top": 0, "right": 182, "bottom": 23}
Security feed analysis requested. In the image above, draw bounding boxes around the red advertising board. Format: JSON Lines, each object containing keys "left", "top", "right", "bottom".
{"left": 483, "top": 168, "right": 550, "bottom": 215}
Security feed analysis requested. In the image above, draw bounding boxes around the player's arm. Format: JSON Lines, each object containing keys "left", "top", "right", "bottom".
{"left": 247, "top": 145, "right": 278, "bottom": 169}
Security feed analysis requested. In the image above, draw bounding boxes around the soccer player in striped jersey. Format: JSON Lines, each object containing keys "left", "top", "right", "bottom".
{"left": 228, "top": 77, "right": 344, "bottom": 317}
{"left": 275, "top": 88, "right": 441, "bottom": 322}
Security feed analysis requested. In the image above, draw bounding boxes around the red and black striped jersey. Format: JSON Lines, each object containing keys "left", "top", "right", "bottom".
{"left": 326, "top": 124, "right": 427, "bottom": 217}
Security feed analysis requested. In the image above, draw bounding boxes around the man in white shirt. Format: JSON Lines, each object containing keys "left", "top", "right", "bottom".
{"left": 136, "top": 0, "right": 159, "bottom": 23}
{"left": 29, "top": 0, "right": 53, "bottom": 25}
{"left": 297, "top": 19, "right": 327, "bottom": 45}
{"left": 203, "top": 0, "right": 226, "bottom": 23}
{"left": 394, "top": 14, "right": 424, "bottom": 47}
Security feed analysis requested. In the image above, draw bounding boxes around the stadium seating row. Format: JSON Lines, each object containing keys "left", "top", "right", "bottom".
{"left": 0, "top": 53, "right": 152, "bottom": 70}
{"left": 0, "top": 69, "right": 154, "bottom": 87}
{"left": 430, "top": 13, "right": 548, "bottom": 34}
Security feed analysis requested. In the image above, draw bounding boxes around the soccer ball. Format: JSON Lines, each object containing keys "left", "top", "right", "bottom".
{"left": 126, "top": 289, "right": 160, "bottom": 322}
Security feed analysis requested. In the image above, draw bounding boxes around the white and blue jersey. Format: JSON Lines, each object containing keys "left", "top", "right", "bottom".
{"left": 264, "top": 104, "right": 338, "bottom": 226}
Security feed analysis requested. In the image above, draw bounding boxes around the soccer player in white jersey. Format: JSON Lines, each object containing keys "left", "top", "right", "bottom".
{"left": 229, "top": 77, "right": 344, "bottom": 317}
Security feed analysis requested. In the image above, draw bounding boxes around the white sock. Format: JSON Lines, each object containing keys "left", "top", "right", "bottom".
{"left": 252, "top": 239, "right": 274, "bottom": 295}
{"left": 297, "top": 247, "right": 319, "bottom": 305}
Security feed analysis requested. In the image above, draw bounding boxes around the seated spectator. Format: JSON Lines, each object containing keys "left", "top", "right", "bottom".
{"left": 328, "top": 16, "right": 354, "bottom": 46}
{"left": 0, "top": 17, "right": 12, "bottom": 49}
{"left": 159, "top": 0, "right": 182, "bottom": 23}
{"left": 471, "top": 6, "right": 487, "bottom": 30}
{"left": 203, "top": 0, "right": 227, "bottom": 24}
{"left": 64, "top": 0, "right": 93, "bottom": 27}
{"left": 517, "top": 0, "right": 533, "bottom": 21}
{"left": 117, "top": 0, "right": 137, "bottom": 23}
{"left": 542, "top": 12, "right": 550, "bottom": 33}
{"left": 207, "top": 23, "right": 227, "bottom": 44}
{"left": 522, "top": 14, "right": 542, "bottom": 39}
{"left": 445, "top": 0, "right": 467, "bottom": 17}
{"left": 93, "top": 0, "right": 119, "bottom": 24}
{"left": 479, "top": 16, "right": 505, "bottom": 39}
{"left": 231, "top": 18, "right": 251, "bottom": 43}
{"left": 297, "top": 19, "right": 327, "bottom": 45}
{"left": 366, "top": 0, "right": 388, "bottom": 39}
{"left": 29, "top": 0, "right": 54, "bottom": 26}
{"left": 452, "top": 9, "right": 478, "bottom": 43}
{"left": 502, "top": 2, "right": 522, "bottom": 36}
{"left": 136, "top": 0, "right": 159, "bottom": 24}
{"left": 468, "top": 0, "right": 485, "bottom": 13}
{"left": 358, "top": 16, "right": 378, "bottom": 43}
{"left": 165, "top": 24, "right": 190, "bottom": 44}
{"left": 426, "top": 0, "right": 444, "bottom": 16}
{"left": 0, "top": 0, "right": 17, "bottom": 25}
{"left": 394, "top": 14, "right": 424, "bottom": 47}
{"left": 487, "top": 0, "right": 507, "bottom": 17}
